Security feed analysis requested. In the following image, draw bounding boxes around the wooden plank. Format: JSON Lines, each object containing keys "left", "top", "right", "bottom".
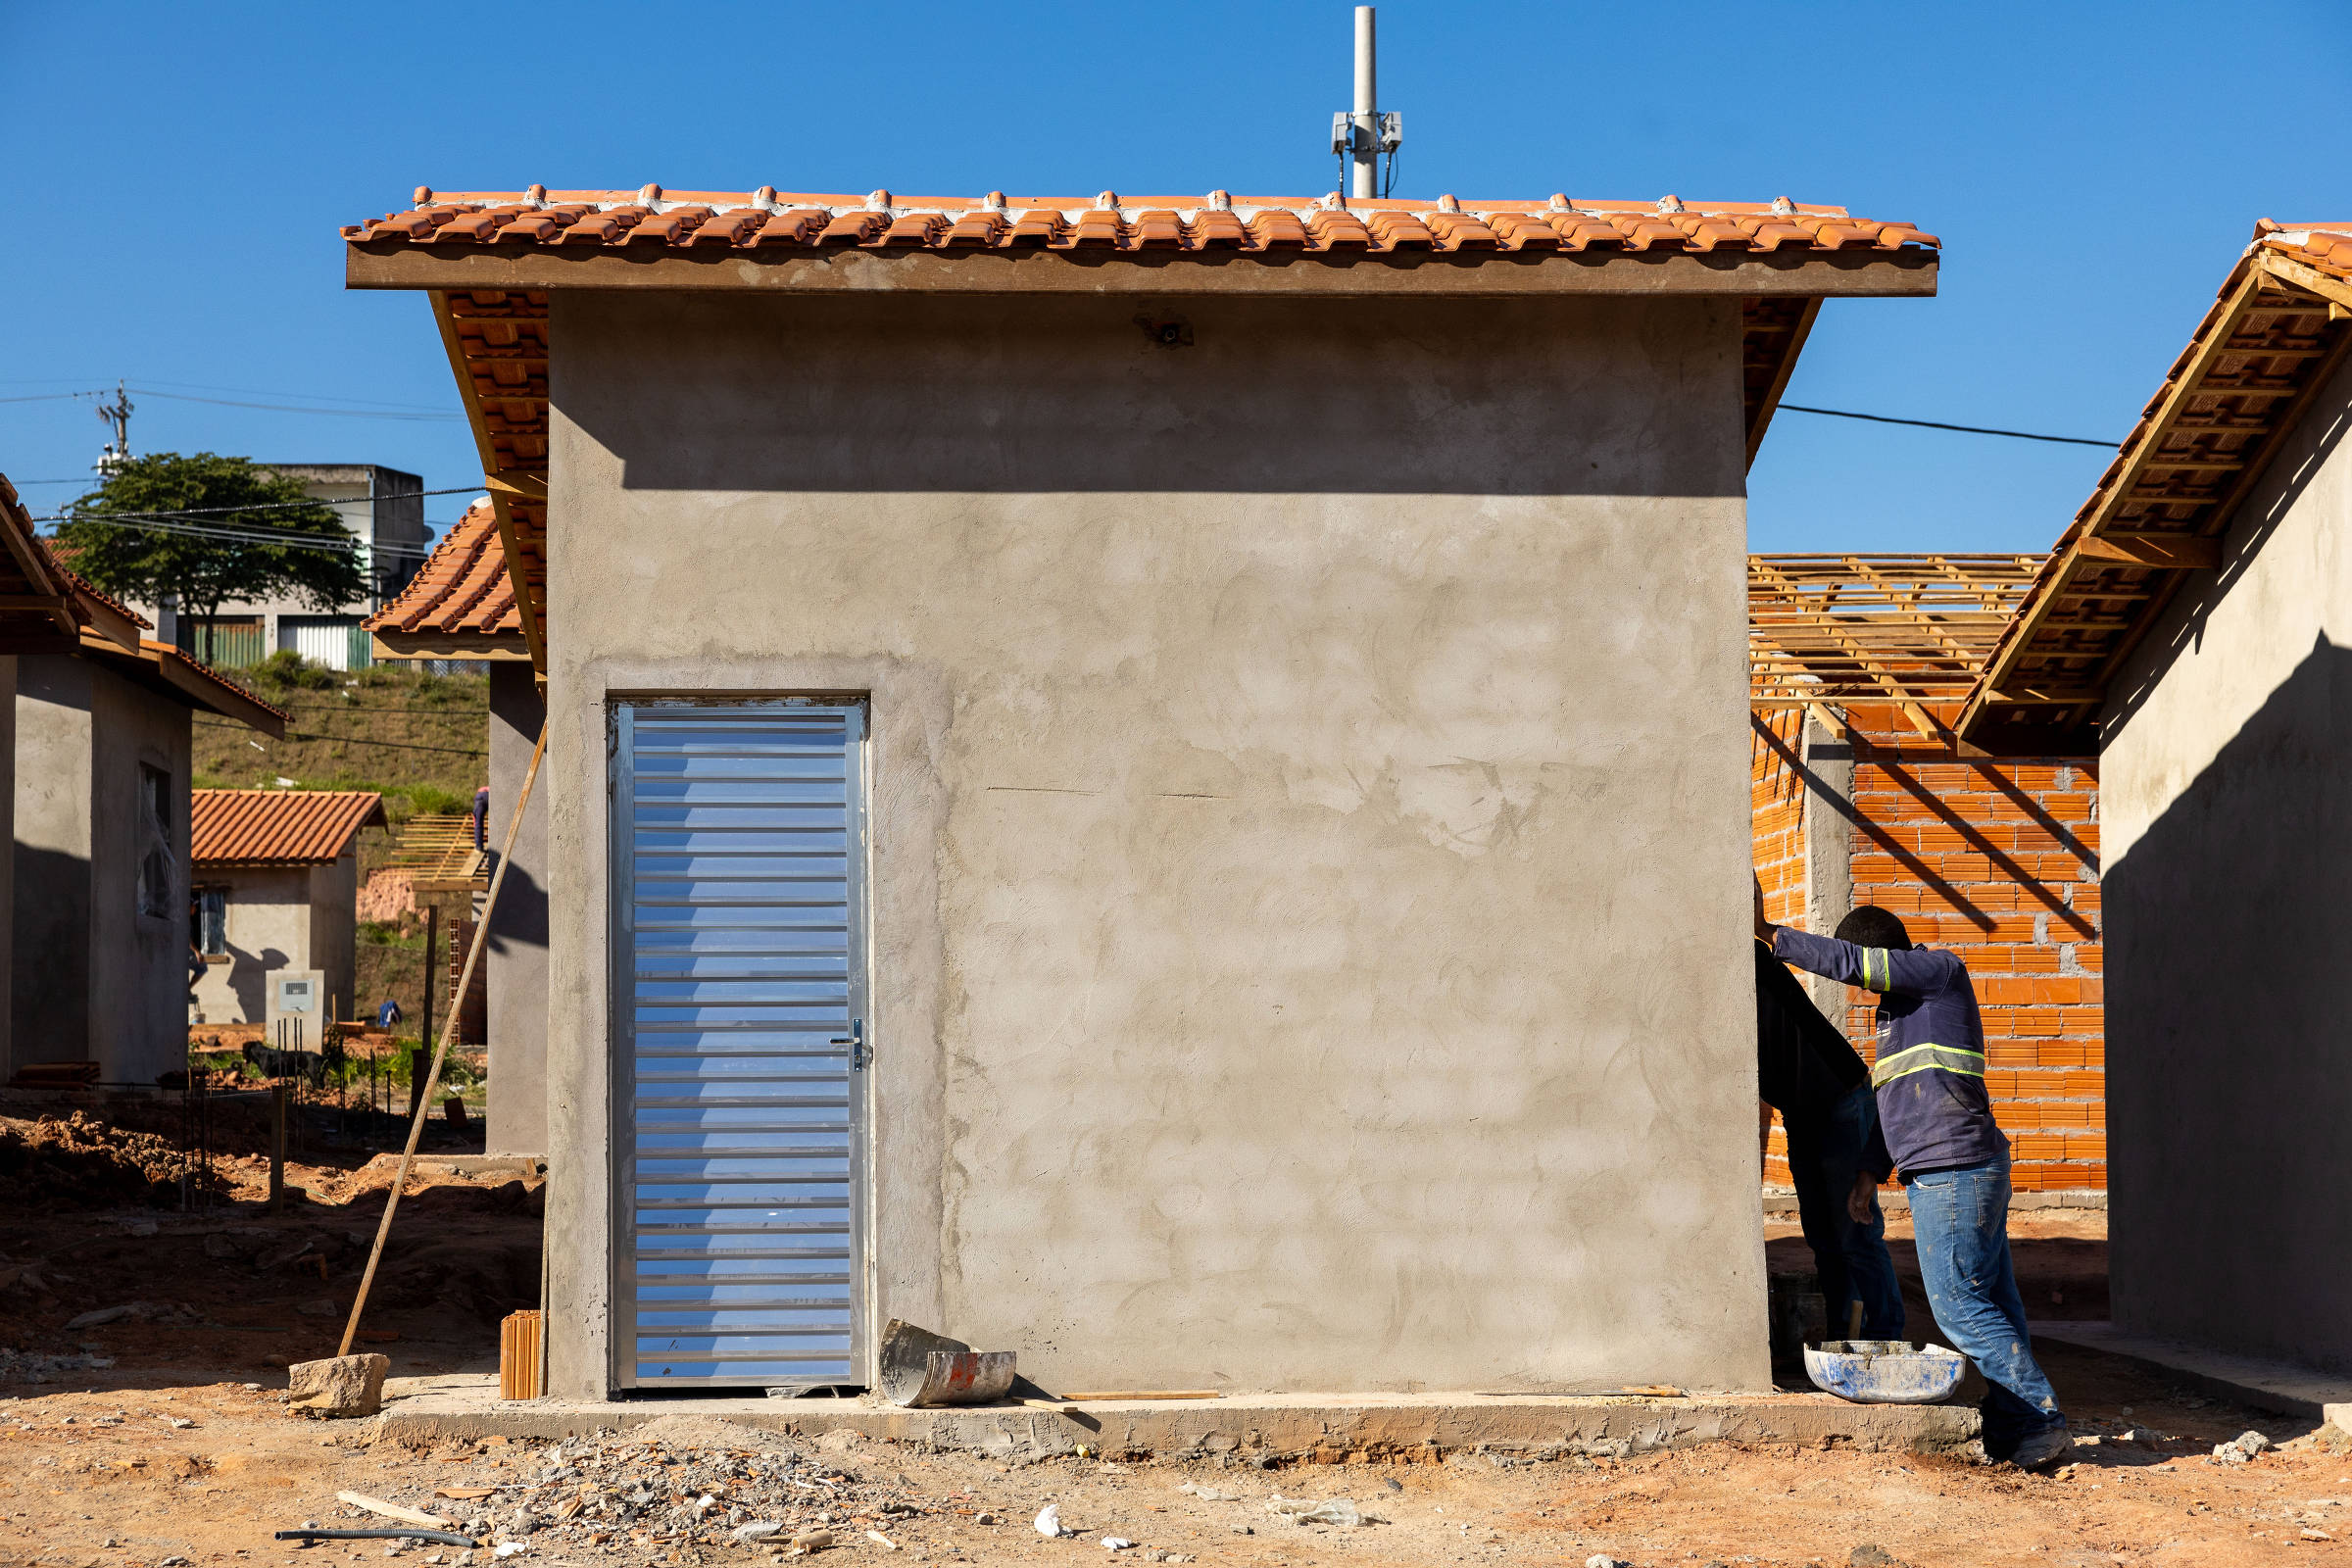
{"left": 2076, "top": 534, "right": 2222, "bottom": 569}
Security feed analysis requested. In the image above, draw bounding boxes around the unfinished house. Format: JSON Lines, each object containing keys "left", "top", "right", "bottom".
{"left": 188, "top": 789, "right": 386, "bottom": 1027}
{"left": 0, "top": 477, "right": 288, "bottom": 1087}
{"left": 1958, "top": 220, "right": 2352, "bottom": 1374}
{"left": 1748, "top": 556, "right": 2105, "bottom": 1204}
{"left": 364, "top": 499, "right": 545, "bottom": 1156}
{"left": 344, "top": 183, "right": 1939, "bottom": 1398}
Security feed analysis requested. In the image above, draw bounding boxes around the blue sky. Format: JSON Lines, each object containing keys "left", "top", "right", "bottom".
{"left": 3, "top": 0, "right": 2347, "bottom": 552}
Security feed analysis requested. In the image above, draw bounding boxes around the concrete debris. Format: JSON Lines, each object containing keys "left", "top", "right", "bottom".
{"left": 0, "top": 1348, "right": 113, "bottom": 1383}
{"left": 1850, "top": 1546, "right": 1908, "bottom": 1568}
{"left": 288, "top": 1354, "right": 389, "bottom": 1419}
{"left": 1585, "top": 1555, "right": 1627, "bottom": 1568}
{"left": 1101, "top": 1538, "right": 1136, "bottom": 1550}
{"left": 350, "top": 1429, "right": 1022, "bottom": 1557}
{"left": 2211, "top": 1430, "right": 2274, "bottom": 1465}
{"left": 1174, "top": 1482, "right": 1236, "bottom": 1502}
{"left": 1265, "top": 1497, "right": 1373, "bottom": 1527}
{"left": 1036, "top": 1505, "right": 1072, "bottom": 1537}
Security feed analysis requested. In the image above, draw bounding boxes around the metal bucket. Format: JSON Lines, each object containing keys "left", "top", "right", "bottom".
{"left": 1802, "top": 1340, "right": 1967, "bottom": 1404}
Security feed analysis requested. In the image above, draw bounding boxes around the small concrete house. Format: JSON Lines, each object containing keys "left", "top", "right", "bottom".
{"left": 189, "top": 789, "right": 387, "bottom": 1028}
{"left": 346, "top": 182, "right": 1939, "bottom": 1398}
{"left": 364, "top": 500, "right": 546, "bottom": 1156}
{"left": 1959, "top": 220, "right": 2352, "bottom": 1375}
{"left": 0, "top": 479, "right": 288, "bottom": 1087}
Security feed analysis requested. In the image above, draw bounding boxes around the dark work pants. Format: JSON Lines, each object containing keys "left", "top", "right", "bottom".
{"left": 1786, "top": 1083, "right": 1906, "bottom": 1341}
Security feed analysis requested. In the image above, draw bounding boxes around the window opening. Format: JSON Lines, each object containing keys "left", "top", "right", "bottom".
{"left": 137, "top": 763, "right": 174, "bottom": 919}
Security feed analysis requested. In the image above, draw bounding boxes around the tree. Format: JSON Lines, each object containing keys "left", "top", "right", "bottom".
{"left": 54, "top": 452, "right": 370, "bottom": 633}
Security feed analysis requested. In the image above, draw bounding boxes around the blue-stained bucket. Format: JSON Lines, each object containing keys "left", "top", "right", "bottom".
{"left": 1802, "top": 1340, "right": 1967, "bottom": 1404}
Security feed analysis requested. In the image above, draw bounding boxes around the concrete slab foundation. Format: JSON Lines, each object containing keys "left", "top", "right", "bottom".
{"left": 2030, "top": 1321, "right": 2352, "bottom": 1424}
{"left": 373, "top": 1375, "right": 1980, "bottom": 1460}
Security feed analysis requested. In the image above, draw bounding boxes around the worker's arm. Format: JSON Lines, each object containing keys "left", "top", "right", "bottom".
{"left": 1770, "top": 927, "right": 1958, "bottom": 998}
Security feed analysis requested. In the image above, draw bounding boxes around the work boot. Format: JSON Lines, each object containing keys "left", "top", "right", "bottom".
{"left": 2007, "top": 1420, "right": 2072, "bottom": 1470}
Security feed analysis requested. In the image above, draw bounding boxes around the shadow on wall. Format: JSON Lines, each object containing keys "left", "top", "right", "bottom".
{"left": 225, "top": 945, "right": 290, "bottom": 1023}
{"left": 2105, "top": 633, "right": 2352, "bottom": 1374}
{"left": 480, "top": 855, "right": 547, "bottom": 956}
{"left": 560, "top": 292, "right": 1751, "bottom": 499}
{"left": 11, "top": 844, "right": 91, "bottom": 1068}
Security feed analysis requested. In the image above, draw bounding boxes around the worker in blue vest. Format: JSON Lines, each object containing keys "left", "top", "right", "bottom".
{"left": 1753, "top": 928, "right": 1905, "bottom": 1342}
{"left": 1756, "top": 886, "right": 2073, "bottom": 1470}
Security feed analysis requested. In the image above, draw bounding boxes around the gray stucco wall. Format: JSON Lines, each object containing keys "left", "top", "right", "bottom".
{"left": 2101, "top": 350, "right": 2352, "bottom": 1373}
{"left": 486, "top": 662, "right": 549, "bottom": 1155}
{"left": 191, "top": 858, "right": 357, "bottom": 1026}
{"left": 0, "top": 655, "right": 16, "bottom": 1076}
{"left": 543, "top": 290, "right": 1765, "bottom": 1397}
{"left": 16, "top": 657, "right": 191, "bottom": 1084}
{"left": 17, "top": 657, "right": 96, "bottom": 1068}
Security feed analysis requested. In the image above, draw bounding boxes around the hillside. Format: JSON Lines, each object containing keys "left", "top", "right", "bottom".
{"left": 191, "top": 653, "right": 492, "bottom": 1031}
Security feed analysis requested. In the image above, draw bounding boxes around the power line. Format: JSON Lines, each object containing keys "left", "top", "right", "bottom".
{"left": 194, "top": 718, "right": 486, "bottom": 756}
{"left": 1777, "top": 404, "right": 2113, "bottom": 448}
{"left": 0, "top": 383, "right": 463, "bottom": 421}
{"left": 47, "top": 512, "right": 439, "bottom": 560}
{"left": 32, "top": 485, "right": 483, "bottom": 521}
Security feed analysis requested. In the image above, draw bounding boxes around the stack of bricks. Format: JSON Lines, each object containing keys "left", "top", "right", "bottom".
{"left": 1752, "top": 704, "right": 2104, "bottom": 1196}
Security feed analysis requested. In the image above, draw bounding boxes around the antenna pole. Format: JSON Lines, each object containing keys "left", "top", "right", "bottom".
{"left": 1351, "top": 8, "right": 1377, "bottom": 200}
{"left": 95, "top": 380, "right": 134, "bottom": 473}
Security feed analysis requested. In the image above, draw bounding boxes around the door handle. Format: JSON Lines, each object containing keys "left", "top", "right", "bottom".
{"left": 831, "top": 1018, "right": 868, "bottom": 1071}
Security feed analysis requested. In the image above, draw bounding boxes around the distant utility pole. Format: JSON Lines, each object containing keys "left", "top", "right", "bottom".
{"left": 1329, "top": 7, "right": 1401, "bottom": 201}
{"left": 94, "top": 380, "right": 133, "bottom": 474}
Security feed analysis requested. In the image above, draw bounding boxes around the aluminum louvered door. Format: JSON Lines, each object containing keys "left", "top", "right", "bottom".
{"left": 612, "top": 702, "right": 867, "bottom": 1390}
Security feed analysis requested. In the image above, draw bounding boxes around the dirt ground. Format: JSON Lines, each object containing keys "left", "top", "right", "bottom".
{"left": 1, "top": 1101, "right": 2346, "bottom": 1568}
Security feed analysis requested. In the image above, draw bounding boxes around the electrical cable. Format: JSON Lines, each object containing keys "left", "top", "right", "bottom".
{"left": 45, "top": 513, "right": 437, "bottom": 560}
{"left": 193, "top": 718, "right": 485, "bottom": 756}
{"left": 1777, "top": 405, "right": 2113, "bottom": 448}
{"left": 32, "top": 485, "right": 483, "bottom": 521}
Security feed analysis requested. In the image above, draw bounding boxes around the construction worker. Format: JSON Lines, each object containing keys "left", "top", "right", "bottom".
{"left": 1752, "top": 928, "right": 1905, "bottom": 1341}
{"left": 1756, "top": 890, "right": 2072, "bottom": 1470}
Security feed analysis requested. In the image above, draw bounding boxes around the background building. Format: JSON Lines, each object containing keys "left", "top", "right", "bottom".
{"left": 188, "top": 788, "right": 386, "bottom": 1028}
{"left": 173, "top": 463, "right": 427, "bottom": 670}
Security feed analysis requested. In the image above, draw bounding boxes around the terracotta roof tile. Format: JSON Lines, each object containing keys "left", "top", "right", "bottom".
{"left": 192, "top": 789, "right": 386, "bottom": 866}
{"left": 363, "top": 499, "right": 520, "bottom": 640}
{"left": 343, "top": 187, "right": 1939, "bottom": 262}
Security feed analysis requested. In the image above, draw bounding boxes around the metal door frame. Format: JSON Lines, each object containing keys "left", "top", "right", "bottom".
{"left": 607, "top": 696, "right": 872, "bottom": 1392}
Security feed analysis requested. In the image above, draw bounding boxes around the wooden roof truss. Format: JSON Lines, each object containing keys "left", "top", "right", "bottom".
{"left": 1750, "top": 553, "right": 2045, "bottom": 742}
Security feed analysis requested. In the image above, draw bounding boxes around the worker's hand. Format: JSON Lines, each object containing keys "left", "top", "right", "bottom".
{"left": 1847, "top": 1171, "right": 1880, "bottom": 1225}
{"left": 1753, "top": 875, "right": 1776, "bottom": 945}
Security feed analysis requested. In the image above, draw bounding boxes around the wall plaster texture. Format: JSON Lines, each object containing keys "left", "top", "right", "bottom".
{"left": 2102, "top": 351, "right": 2352, "bottom": 1374}
{"left": 540, "top": 290, "right": 1766, "bottom": 1398}
{"left": 13, "top": 657, "right": 193, "bottom": 1084}
{"left": 486, "top": 662, "right": 550, "bottom": 1155}
{"left": 189, "top": 858, "right": 358, "bottom": 1026}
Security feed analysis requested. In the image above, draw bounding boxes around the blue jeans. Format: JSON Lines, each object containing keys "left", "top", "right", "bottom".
{"left": 1905, "top": 1151, "right": 2065, "bottom": 1449}
{"left": 1787, "top": 1084, "right": 1906, "bottom": 1340}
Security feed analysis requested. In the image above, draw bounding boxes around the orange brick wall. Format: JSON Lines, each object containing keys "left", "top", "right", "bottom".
{"left": 1753, "top": 705, "right": 2104, "bottom": 1195}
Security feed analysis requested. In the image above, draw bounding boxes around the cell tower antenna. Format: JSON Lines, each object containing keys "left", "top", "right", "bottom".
{"left": 95, "top": 380, "right": 134, "bottom": 474}
{"left": 1327, "top": 8, "right": 1401, "bottom": 203}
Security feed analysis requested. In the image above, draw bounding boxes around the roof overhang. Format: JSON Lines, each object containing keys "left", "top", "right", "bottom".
{"left": 347, "top": 242, "right": 1934, "bottom": 299}
{"left": 1958, "top": 224, "right": 2352, "bottom": 756}
{"left": 77, "top": 632, "right": 289, "bottom": 738}
{"left": 370, "top": 630, "right": 531, "bottom": 662}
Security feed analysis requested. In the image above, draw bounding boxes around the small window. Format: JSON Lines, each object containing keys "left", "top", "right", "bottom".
{"left": 137, "top": 763, "right": 174, "bottom": 919}
{"left": 192, "top": 886, "right": 227, "bottom": 956}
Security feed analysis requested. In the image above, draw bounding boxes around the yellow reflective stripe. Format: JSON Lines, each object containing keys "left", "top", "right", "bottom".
{"left": 1862, "top": 947, "right": 1889, "bottom": 992}
{"left": 1870, "top": 1042, "right": 1987, "bottom": 1089}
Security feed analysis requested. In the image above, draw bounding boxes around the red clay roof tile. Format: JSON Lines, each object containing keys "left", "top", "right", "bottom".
{"left": 362, "top": 499, "right": 520, "bottom": 641}
{"left": 343, "top": 188, "right": 1939, "bottom": 262}
{"left": 192, "top": 788, "right": 387, "bottom": 867}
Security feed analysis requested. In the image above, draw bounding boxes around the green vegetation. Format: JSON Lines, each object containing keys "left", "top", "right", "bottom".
{"left": 192, "top": 657, "right": 489, "bottom": 824}
{"left": 55, "top": 452, "right": 368, "bottom": 623}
